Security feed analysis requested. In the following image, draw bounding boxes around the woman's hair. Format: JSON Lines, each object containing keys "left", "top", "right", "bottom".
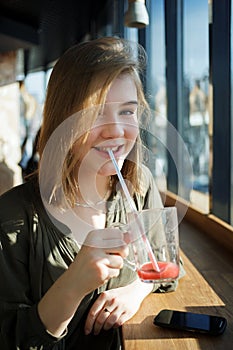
{"left": 38, "top": 36, "right": 150, "bottom": 207}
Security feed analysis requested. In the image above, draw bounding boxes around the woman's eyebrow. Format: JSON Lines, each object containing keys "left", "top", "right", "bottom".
{"left": 121, "top": 100, "right": 138, "bottom": 106}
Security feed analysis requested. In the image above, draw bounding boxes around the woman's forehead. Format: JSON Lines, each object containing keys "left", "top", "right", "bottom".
{"left": 105, "top": 75, "right": 137, "bottom": 103}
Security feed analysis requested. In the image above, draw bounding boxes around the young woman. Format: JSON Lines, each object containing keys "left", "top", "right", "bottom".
{"left": 0, "top": 37, "right": 180, "bottom": 349}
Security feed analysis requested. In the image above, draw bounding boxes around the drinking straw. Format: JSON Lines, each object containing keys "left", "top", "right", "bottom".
{"left": 108, "top": 149, "right": 160, "bottom": 272}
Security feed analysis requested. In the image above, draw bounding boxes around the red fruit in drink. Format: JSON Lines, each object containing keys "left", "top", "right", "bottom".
{"left": 137, "top": 261, "right": 179, "bottom": 281}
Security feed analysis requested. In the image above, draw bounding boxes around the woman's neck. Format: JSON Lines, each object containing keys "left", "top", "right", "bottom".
{"left": 75, "top": 174, "right": 112, "bottom": 207}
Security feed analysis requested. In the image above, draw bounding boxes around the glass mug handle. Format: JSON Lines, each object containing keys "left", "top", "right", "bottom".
{"left": 110, "top": 222, "right": 136, "bottom": 271}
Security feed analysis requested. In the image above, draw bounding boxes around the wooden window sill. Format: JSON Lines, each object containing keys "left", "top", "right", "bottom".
{"left": 161, "top": 190, "right": 233, "bottom": 253}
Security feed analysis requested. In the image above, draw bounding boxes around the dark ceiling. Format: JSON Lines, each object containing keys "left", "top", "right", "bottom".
{"left": 0, "top": 0, "right": 111, "bottom": 72}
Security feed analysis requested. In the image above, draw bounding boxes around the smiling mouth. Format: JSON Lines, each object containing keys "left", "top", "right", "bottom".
{"left": 94, "top": 145, "right": 123, "bottom": 153}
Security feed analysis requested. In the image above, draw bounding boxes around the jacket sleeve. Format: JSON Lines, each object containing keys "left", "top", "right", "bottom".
{"left": 0, "top": 189, "right": 65, "bottom": 349}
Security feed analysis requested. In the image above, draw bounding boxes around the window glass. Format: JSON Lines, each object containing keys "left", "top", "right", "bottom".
{"left": 124, "top": 27, "right": 138, "bottom": 42}
{"left": 231, "top": 0, "right": 233, "bottom": 225}
{"left": 22, "top": 71, "right": 44, "bottom": 138}
{"left": 183, "top": 0, "right": 209, "bottom": 212}
{"left": 146, "top": 0, "right": 167, "bottom": 194}
{"left": 0, "top": 82, "right": 21, "bottom": 193}
{"left": 18, "top": 71, "right": 45, "bottom": 179}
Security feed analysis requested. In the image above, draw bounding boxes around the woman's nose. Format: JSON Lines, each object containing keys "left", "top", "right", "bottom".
{"left": 100, "top": 121, "right": 125, "bottom": 139}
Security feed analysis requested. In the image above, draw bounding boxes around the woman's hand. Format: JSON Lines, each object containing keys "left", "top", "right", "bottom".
{"left": 69, "top": 228, "right": 129, "bottom": 296}
{"left": 84, "top": 279, "right": 153, "bottom": 335}
{"left": 38, "top": 227, "right": 129, "bottom": 338}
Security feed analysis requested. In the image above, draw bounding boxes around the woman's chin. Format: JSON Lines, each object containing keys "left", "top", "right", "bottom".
{"left": 97, "top": 163, "right": 121, "bottom": 177}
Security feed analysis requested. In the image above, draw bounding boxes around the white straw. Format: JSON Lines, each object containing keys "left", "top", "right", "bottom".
{"left": 108, "top": 150, "right": 136, "bottom": 211}
{"left": 108, "top": 149, "right": 160, "bottom": 272}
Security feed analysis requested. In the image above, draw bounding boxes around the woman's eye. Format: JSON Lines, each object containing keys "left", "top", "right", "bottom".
{"left": 119, "top": 110, "right": 136, "bottom": 116}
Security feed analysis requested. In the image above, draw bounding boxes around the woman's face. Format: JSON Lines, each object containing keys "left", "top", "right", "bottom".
{"left": 76, "top": 74, "right": 139, "bottom": 177}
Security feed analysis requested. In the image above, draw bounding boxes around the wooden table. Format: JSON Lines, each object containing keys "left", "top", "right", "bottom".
{"left": 122, "top": 221, "right": 233, "bottom": 350}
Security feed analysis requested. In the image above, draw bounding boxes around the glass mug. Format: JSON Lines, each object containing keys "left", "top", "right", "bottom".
{"left": 112, "top": 207, "right": 180, "bottom": 283}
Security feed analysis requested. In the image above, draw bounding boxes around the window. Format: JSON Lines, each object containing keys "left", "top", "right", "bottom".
{"left": 146, "top": 0, "right": 209, "bottom": 214}
{"left": 145, "top": 0, "right": 168, "bottom": 196}
{"left": 183, "top": 0, "right": 209, "bottom": 212}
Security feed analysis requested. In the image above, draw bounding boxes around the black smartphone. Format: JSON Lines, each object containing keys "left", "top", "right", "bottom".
{"left": 153, "top": 309, "right": 227, "bottom": 336}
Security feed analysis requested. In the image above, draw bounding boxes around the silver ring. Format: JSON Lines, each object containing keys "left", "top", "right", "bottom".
{"left": 104, "top": 308, "right": 110, "bottom": 313}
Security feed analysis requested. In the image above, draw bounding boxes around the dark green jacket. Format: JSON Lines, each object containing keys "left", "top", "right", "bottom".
{"left": 0, "top": 170, "right": 179, "bottom": 349}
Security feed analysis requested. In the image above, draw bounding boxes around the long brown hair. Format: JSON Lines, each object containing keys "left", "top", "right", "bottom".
{"left": 38, "top": 37, "right": 150, "bottom": 207}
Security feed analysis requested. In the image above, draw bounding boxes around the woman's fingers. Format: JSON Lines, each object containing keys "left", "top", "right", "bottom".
{"left": 92, "top": 307, "right": 119, "bottom": 335}
{"left": 84, "top": 228, "right": 128, "bottom": 249}
{"left": 73, "top": 227, "right": 130, "bottom": 293}
{"left": 84, "top": 293, "right": 121, "bottom": 335}
{"left": 85, "top": 299, "right": 129, "bottom": 335}
{"left": 105, "top": 254, "right": 124, "bottom": 269}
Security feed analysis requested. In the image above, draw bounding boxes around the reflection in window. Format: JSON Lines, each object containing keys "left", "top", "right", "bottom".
{"left": 18, "top": 72, "right": 45, "bottom": 180}
{"left": 146, "top": 0, "right": 167, "bottom": 195}
{"left": 183, "top": 0, "right": 209, "bottom": 212}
